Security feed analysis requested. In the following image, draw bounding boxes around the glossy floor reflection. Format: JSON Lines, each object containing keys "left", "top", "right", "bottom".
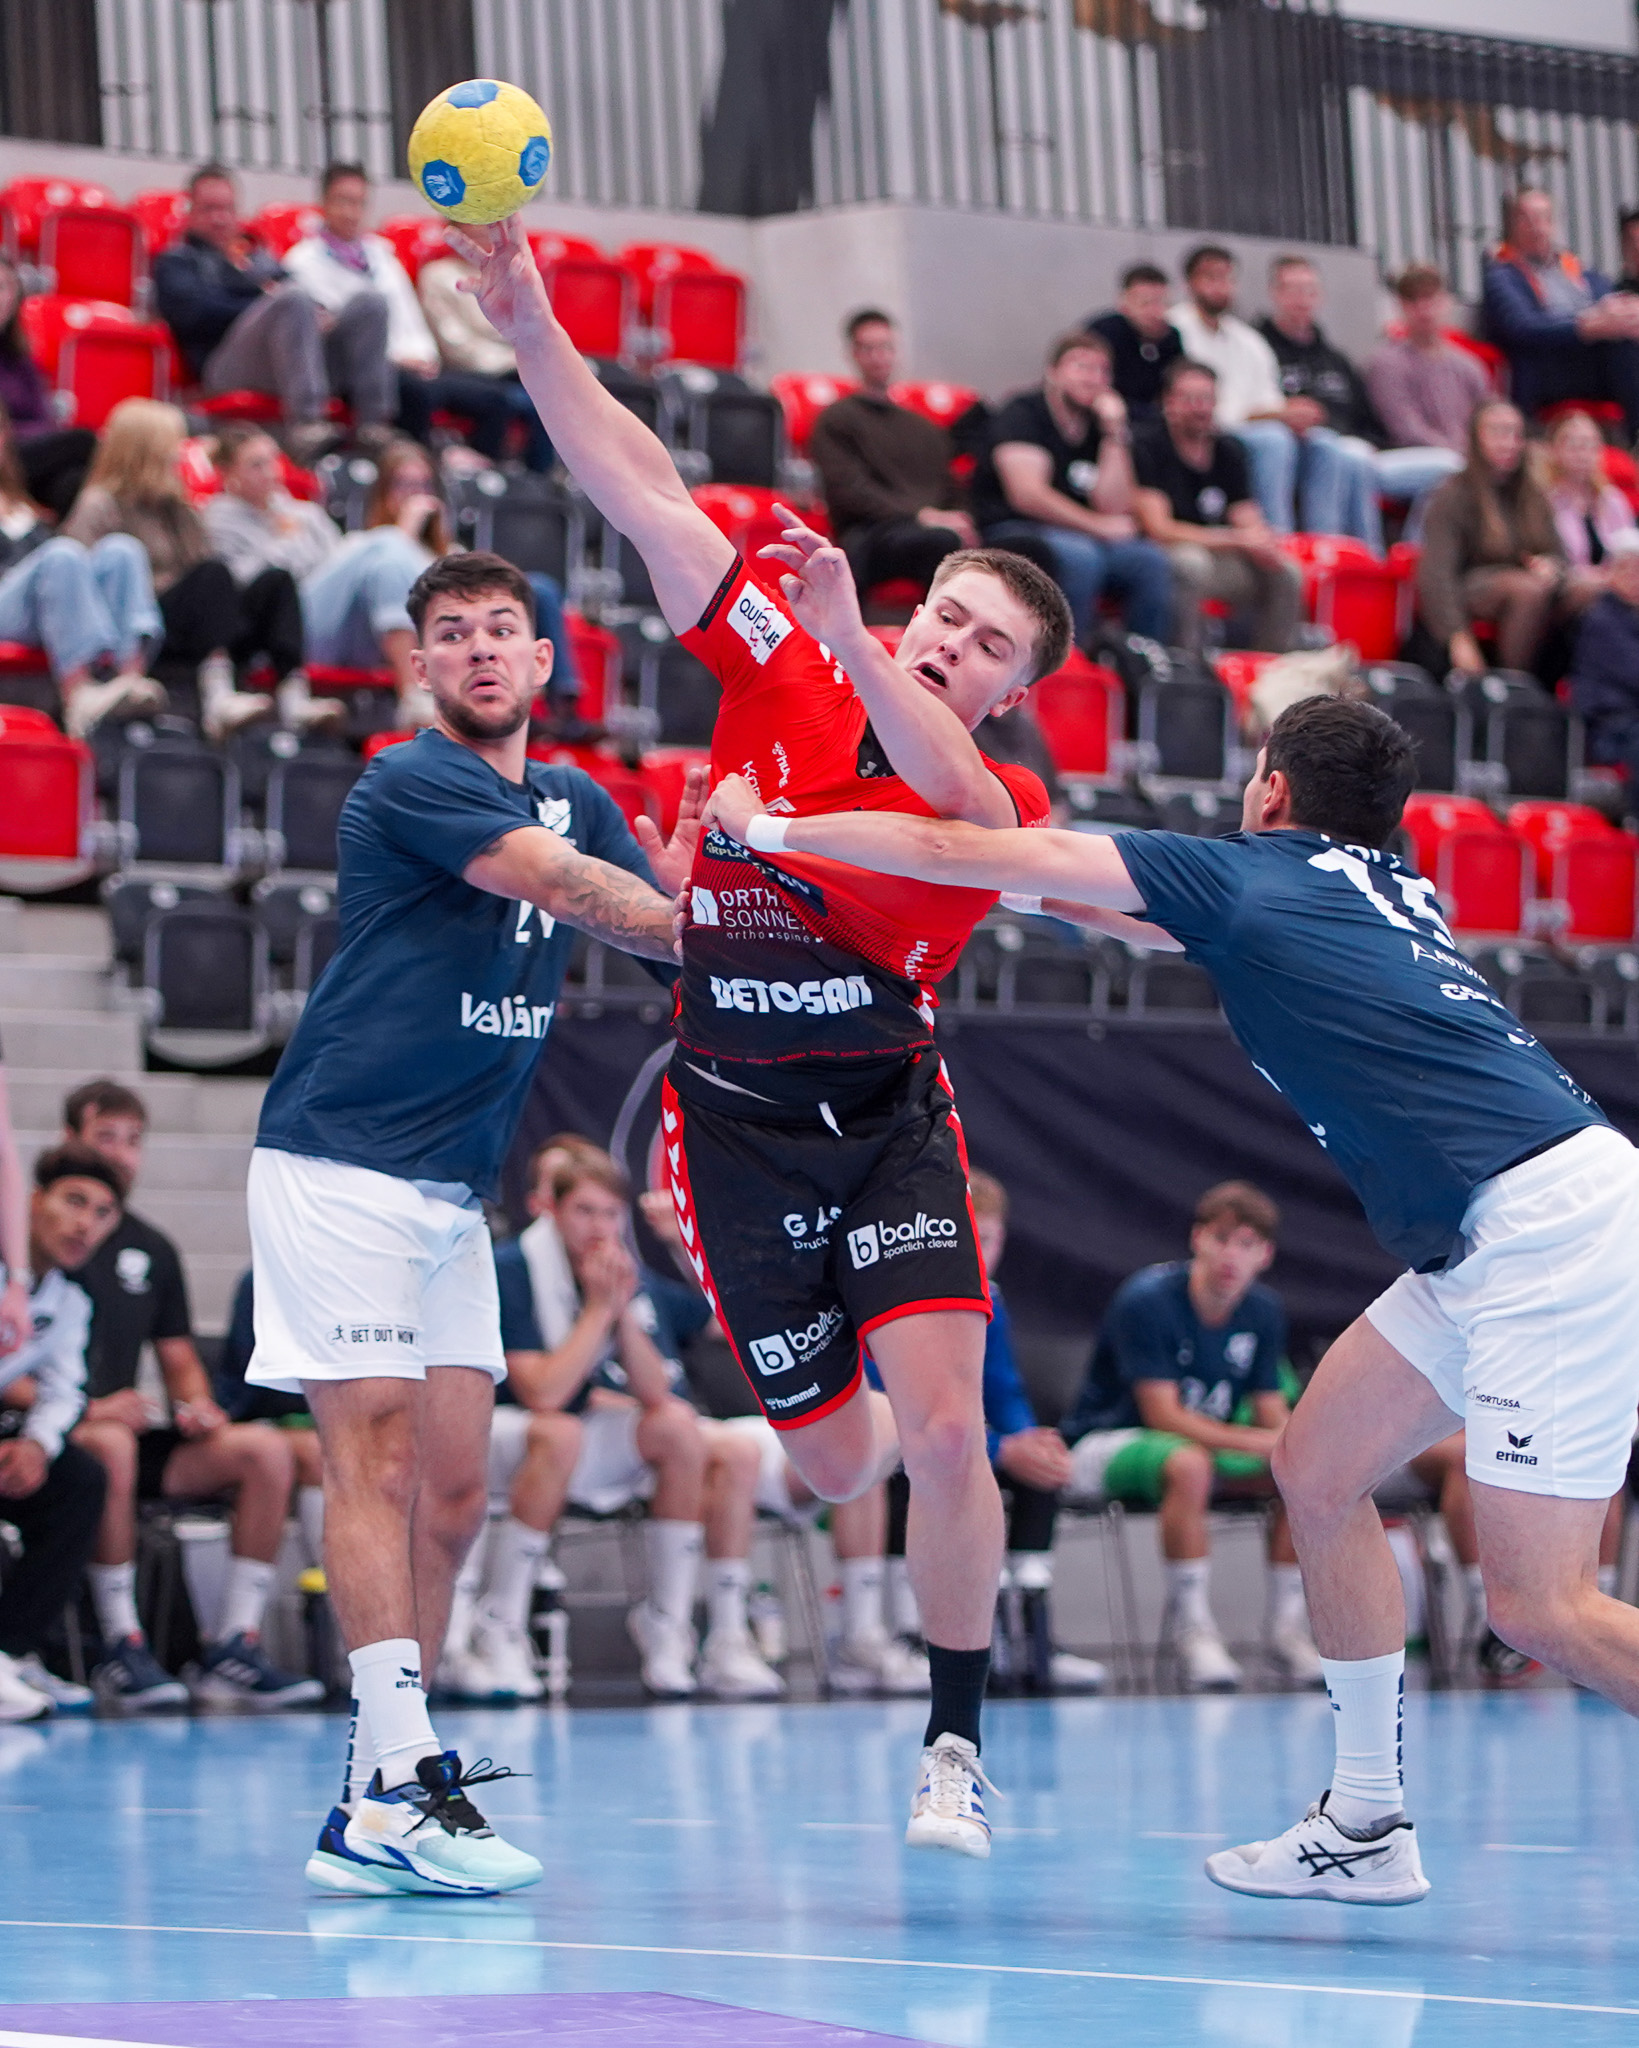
{"left": 0, "top": 1690, "right": 1635, "bottom": 2045}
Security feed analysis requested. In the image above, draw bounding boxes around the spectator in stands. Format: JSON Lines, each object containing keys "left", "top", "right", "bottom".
{"left": 212, "top": 1268, "right": 325, "bottom": 1573}
{"left": 1132, "top": 359, "right": 1302, "bottom": 653}
{"left": 0, "top": 1144, "right": 120, "bottom": 1720}
{"left": 153, "top": 163, "right": 391, "bottom": 467}
{"left": 416, "top": 239, "right": 554, "bottom": 471}
{"left": 0, "top": 256, "right": 96, "bottom": 520}
{"left": 0, "top": 401, "right": 165, "bottom": 736}
{"left": 1087, "top": 263, "right": 1183, "bottom": 423}
{"left": 64, "top": 400, "right": 281, "bottom": 737}
{"left": 1258, "top": 255, "right": 1385, "bottom": 548}
{"left": 63, "top": 1079, "right": 322, "bottom": 1713}
{"left": 0, "top": 1052, "right": 24, "bottom": 1360}
{"left": 1365, "top": 264, "right": 1485, "bottom": 532}
{"left": 1568, "top": 528, "right": 1639, "bottom": 808}
{"left": 283, "top": 163, "right": 514, "bottom": 465}
{"left": 1482, "top": 188, "right": 1639, "bottom": 440}
{"left": 1058, "top": 1180, "right": 1323, "bottom": 1691}
{"left": 1541, "top": 408, "right": 1637, "bottom": 599}
{"left": 1170, "top": 244, "right": 1361, "bottom": 537}
{"left": 1416, "top": 397, "right": 1567, "bottom": 677}
{"left": 971, "top": 331, "right": 1172, "bottom": 645}
{"left": 808, "top": 310, "right": 976, "bottom": 599}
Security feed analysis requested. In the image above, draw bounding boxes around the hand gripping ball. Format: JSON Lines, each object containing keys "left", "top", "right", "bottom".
{"left": 408, "top": 79, "right": 552, "bottom": 225}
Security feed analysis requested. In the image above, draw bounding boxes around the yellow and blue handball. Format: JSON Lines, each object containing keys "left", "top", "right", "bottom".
{"left": 408, "top": 79, "right": 552, "bottom": 225}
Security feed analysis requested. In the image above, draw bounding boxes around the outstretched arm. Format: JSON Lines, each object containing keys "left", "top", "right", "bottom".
{"left": 465, "top": 826, "right": 679, "bottom": 961}
{"left": 446, "top": 218, "right": 734, "bottom": 632}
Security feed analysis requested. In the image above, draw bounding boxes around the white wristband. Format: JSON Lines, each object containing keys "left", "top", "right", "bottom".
{"left": 746, "top": 814, "right": 790, "bottom": 853}
{"left": 999, "top": 892, "right": 1043, "bottom": 915}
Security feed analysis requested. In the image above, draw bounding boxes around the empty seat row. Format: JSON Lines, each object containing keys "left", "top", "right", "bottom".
{"left": 1401, "top": 794, "right": 1638, "bottom": 939}
{"left": 938, "top": 921, "right": 1220, "bottom": 1019}
{"left": 132, "top": 897, "right": 339, "bottom": 1069}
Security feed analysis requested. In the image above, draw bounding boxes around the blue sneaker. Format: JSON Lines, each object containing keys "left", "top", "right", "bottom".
{"left": 92, "top": 1636, "right": 190, "bottom": 1712}
{"left": 305, "top": 1803, "right": 404, "bottom": 1895}
{"left": 192, "top": 1632, "right": 325, "bottom": 1711}
{"left": 340, "top": 1753, "right": 543, "bottom": 1896}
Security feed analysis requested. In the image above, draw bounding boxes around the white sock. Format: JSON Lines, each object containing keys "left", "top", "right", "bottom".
{"left": 89, "top": 1562, "right": 142, "bottom": 1645}
{"left": 340, "top": 1696, "right": 376, "bottom": 1810}
{"left": 706, "top": 1557, "right": 751, "bottom": 1640}
{"left": 480, "top": 1518, "right": 549, "bottom": 1634}
{"left": 886, "top": 1556, "right": 920, "bottom": 1637}
{"left": 1464, "top": 1563, "right": 1488, "bottom": 1630}
{"left": 297, "top": 1486, "right": 325, "bottom": 1570}
{"left": 840, "top": 1556, "right": 885, "bottom": 1640}
{"left": 1321, "top": 1648, "right": 1406, "bottom": 1831}
{"left": 214, "top": 1556, "right": 277, "bottom": 1644}
{"left": 1598, "top": 1564, "right": 1619, "bottom": 1598}
{"left": 1165, "top": 1558, "right": 1214, "bottom": 1634}
{"left": 443, "top": 1535, "right": 485, "bottom": 1661}
{"left": 644, "top": 1519, "right": 703, "bottom": 1630}
{"left": 1267, "top": 1562, "right": 1308, "bottom": 1636}
{"left": 349, "top": 1638, "right": 439, "bottom": 1791}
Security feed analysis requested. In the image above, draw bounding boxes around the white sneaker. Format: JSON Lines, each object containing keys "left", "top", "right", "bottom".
{"left": 1049, "top": 1650, "right": 1108, "bottom": 1692}
{"left": 906, "top": 1733, "right": 998, "bottom": 1859}
{"left": 829, "top": 1629, "right": 930, "bottom": 1696}
{"left": 396, "top": 685, "right": 438, "bottom": 730}
{"left": 202, "top": 686, "right": 274, "bottom": 740}
{"left": 10, "top": 1653, "right": 93, "bottom": 1713}
{"left": 1170, "top": 1619, "right": 1243, "bottom": 1692}
{"left": 627, "top": 1602, "right": 697, "bottom": 1697}
{"left": 340, "top": 1752, "right": 543, "bottom": 1896}
{"left": 697, "top": 1628, "right": 785, "bottom": 1700}
{"left": 1268, "top": 1620, "right": 1326, "bottom": 1689}
{"left": 0, "top": 1650, "right": 53, "bottom": 1723}
{"left": 467, "top": 1614, "right": 545, "bottom": 1702}
{"left": 1205, "top": 1793, "right": 1431, "bottom": 1906}
{"left": 276, "top": 671, "right": 346, "bottom": 733}
{"left": 64, "top": 672, "right": 166, "bottom": 738}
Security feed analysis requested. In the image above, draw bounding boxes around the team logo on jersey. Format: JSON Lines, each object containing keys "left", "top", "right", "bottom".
{"left": 461, "top": 991, "right": 556, "bottom": 1038}
{"left": 1225, "top": 1331, "right": 1257, "bottom": 1370}
{"left": 710, "top": 974, "right": 873, "bottom": 1016}
{"left": 536, "top": 797, "right": 572, "bottom": 835}
{"left": 848, "top": 1215, "right": 958, "bottom": 1268}
{"left": 727, "top": 587, "right": 794, "bottom": 666}
{"left": 749, "top": 1305, "right": 845, "bottom": 1375}
{"left": 691, "top": 887, "right": 721, "bottom": 926}
{"left": 1497, "top": 1429, "right": 1538, "bottom": 1466}
{"left": 115, "top": 1247, "right": 152, "bottom": 1295}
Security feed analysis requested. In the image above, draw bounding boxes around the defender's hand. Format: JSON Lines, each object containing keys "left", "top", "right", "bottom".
{"left": 633, "top": 762, "right": 709, "bottom": 898}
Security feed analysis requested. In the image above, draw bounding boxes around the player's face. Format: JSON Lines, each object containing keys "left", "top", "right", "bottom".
{"left": 32, "top": 1178, "right": 122, "bottom": 1272}
{"left": 414, "top": 592, "right": 552, "bottom": 742}
{"left": 1190, "top": 1220, "right": 1274, "bottom": 1301}
{"left": 323, "top": 174, "right": 369, "bottom": 243}
{"left": 73, "top": 1112, "right": 144, "bottom": 1189}
{"left": 898, "top": 567, "right": 1038, "bottom": 726}
{"left": 225, "top": 434, "right": 282, "bottom": 509}
{"left": 1187, "top": 257, "right": 1236, "bottom": 316}
{"left": 557, "top": 1182, "right": 628, "bottom": 1263}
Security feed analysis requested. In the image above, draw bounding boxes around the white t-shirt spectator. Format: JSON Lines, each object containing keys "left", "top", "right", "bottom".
{"left": 283, "top": 232, "right": 440, "bottom": 373}
{"left": 1170, "top": 303, "right": 1287, "bottom": 429}
{"left": 204, "top": 487, "right": 341, "bottom": 586}
{"left": 0, "top": 1268, "right": 90, "bottom": 1461}
{"left": 418, "top": 256, "right": 517, "bottom": 379}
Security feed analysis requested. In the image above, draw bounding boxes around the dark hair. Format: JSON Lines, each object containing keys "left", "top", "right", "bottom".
{"left": 1263, "top": 695, "right": 1416, "bottom": 848}
{"left": 1161, "top": 356, "right": 1217, "bottom": 394}
{"left": 364, "top": 437, "right": 451, "bottom": 555}
{"left": 212, "top": 421, "right": 279, "bottom": 471}
{"left": 926, "top": 547, "right": 1073, "bottom": 684}
{"left": 188, "top": 162, "right": 236, "bottom": 195}
{"left": 551, "top": 1148, "right": 630, "bottom": 1206}
{"left": 0, "top": 398, "right": 27, "bottom": 506}
{"left": 1183, "top": 243, "right": 1235, "bottom": 278}
{"left": 1194, "top": 1179, "right": 1279, "bottom": 1243}
{"left": 321, "top": 160, "right": 369, "bottom": 196}
{"left": 0, "top": 254, "right": 25, "bottom": 364}
{"left": 1622, "top": 207, "right": 1639, "bottom": 239}
{"left": 844, "top": 307, "right": 895, "bottom": 342}
{"left": 1458, "top": 397, "right": 1557, "bottom": 562}
{"left": 1120, "top": 262, "right": 1169, "bottom": 291}
{"left": 34, "top": 1141, "right": 126, "bottom": 1207}
{"left": 63, "top": 1078, "right": 147, "bottom": 1133}
{"left": 1393, "top": 261, "right": 1446, "bottom": 302}
{"left": 406, "top": 550, "right": 536, "bottom": 638}
{"left": 1047, "top": 328, "right": 1110, "bottom": 369}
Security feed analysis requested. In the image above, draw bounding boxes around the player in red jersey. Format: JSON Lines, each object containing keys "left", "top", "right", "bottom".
{"left": 450, "top": 216, "right": 1073, "bottom": 1851}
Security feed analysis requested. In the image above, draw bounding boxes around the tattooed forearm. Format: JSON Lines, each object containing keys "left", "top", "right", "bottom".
{"left": 546, "top": 855, "right": 678, "bottom": 960}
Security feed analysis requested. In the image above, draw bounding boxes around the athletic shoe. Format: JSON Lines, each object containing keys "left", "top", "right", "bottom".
{"left": 92, "top": 1636, "right": 190, "bottom": 1712}
{"left": 1477, "top": 1627, "right": 1539, "bottom": 1683}
{"left": 10, "top": 1653, "right": 93, "bottom": 1714}
{"left": 1170, "top": 1622, "right": 1243, "bottom": 1693}
{"left": 906, "top": 1733, "right": 998, "bottom": 1860}
{"left": 697, "top": 1629, "right": 785, "bottom": 1700}
{"left": 1268, "top": 1622, "right": 1326, "bottom": 1689}
{"left": 0, "top": 1650, "right": 52, "bottom": 1724}
{"left": 305, "top": 1803, "right": 401, "bottom": 1896}
{"left": 466, "top": 1616, "right": 545, "bottom": 1702}
{"left": 64, "top": 673, "right": 166, "bottom": 739}
{"left": 340, "top": 1752, "right": 543, "bottom": 1896}
{"left": 1048, "top": 1650, "right": 1108, "bottom": 1692}
{"left": 191, "top": 1632, "right": 326, "bottom": 1710}
{"left": 1205, "top": 1792, "right": 1431, "bottom": 1906}
{"left": 828, "top": 1629, "right": 930, "bottom": 1696}
{"left": 627, "top": 1602, "right": 696, "bottom": 1697}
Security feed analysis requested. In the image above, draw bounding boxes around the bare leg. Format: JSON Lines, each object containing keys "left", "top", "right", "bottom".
{"left": 1600, "top": 1490, "right": 1626, "bottom": 1570}
{"left": 1158, "top": 1443, "right": 1213, "bottom": 1560}
{"left": 1476, "top": 1485, "right": 1639, "bottom": 1708}
{"left": 407, "top": 1367, "right": 494, "bottom": 1679}
{"left": 304, "top": 1378, "right": 423, "bottom": 1652}
{"left": 636, "top": 1395, "right": 706, "bottom": 1522}
{"left": 510, "top": 1410, "right": 582, "bottom": 1532}
{"left": 699, "top": 1422, "right": 762, "bottom": 1562}
{"left": 832, "top": 1482, "right": 887, "bottom": 1560}
{"left": 73, "top": 1420, "right": 139, "bottom": 1567}
{"left": 164, "top": 1423, "right": 295, "bottom": 1564}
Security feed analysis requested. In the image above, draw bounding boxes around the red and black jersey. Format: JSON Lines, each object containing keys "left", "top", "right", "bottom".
{"left": 677, "top": 558, "right": 1049, "bottom": 1099}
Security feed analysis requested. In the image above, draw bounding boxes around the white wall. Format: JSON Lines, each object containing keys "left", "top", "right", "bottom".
{"left": 1340, "top": 0, "right": 1636, "bottom": 52}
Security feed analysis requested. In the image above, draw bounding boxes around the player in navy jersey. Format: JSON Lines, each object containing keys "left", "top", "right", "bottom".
{"left": 707, "top": 692, "right": 1639, "bottom": 1905}
{"left": 245, "top": 550, "right": 700, "bottom": 1897}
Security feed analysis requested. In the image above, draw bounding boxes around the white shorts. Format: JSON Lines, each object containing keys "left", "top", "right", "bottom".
{"left": 566, "top": 1404, "right": 655, "bottom": 1516}
{"left": 715, "top": 1413, "right": 822, "bottom": 1525}
{"left": 1365, "top": 1124, "right": 1639, "bottom": 1500}
{"left": 245, "top": 1148, "right": 506, "bottom": 1394}
{"left": 1065, "top": 1427, "right": 1145, "bottom": 1503}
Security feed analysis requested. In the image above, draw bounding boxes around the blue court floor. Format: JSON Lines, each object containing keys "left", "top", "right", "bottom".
{"left": 0, "top": 1689, "right": 1636, "bottom": 2046}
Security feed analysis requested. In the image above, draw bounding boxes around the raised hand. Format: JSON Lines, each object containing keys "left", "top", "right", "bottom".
{"left": 445, "top": 213, "right": 552, "bottom": 347}
{"left": 756, "top": 504, "right": 867, "bottom": 650}
{"left": 633, "top": 762, "right": 709, "bottom": 897}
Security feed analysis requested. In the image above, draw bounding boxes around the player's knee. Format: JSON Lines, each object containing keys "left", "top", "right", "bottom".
{"left": 527, "top": 1409, "right": 582, "bottom": 1477}
{"left": 645, "top": 1398, "right": 705, "bottom": 1470}
{"left": 78, "top": 1420, "right": 137, "bottom": 1486}
{"left": 716, "top": 1431, "right": 764, "bottom": 1492}
{"left": 233, "top": 1423, "right": 295, "bottom": 1489}
{"left": 1484, "top": 1578, "right": 1577, "bottom": 1665}
{"left": 1163, "top": 1443, "right": 1214, "bottom": 1503}
{"left": 900, "top": 1404, "right": 985, "bottom": 1495}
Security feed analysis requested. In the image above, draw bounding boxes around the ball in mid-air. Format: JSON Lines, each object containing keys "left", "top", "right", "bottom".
{"left": 408, "top": 79, "right": 552, "bottom": 225}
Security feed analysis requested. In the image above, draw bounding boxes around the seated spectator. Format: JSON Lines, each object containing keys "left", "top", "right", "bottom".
{"left": 0, "top": 1144, "right": 121, "bottom": 1720}
{"left": 1059, "top": 1181, "right": 1322, "bottom": 1691}
{"left": 1132, "top": 359, "right": 1302, "bottom": 653}
{"left": 153, "top": 162, "right": 391, "bottom": 466}
{"left": 971, "top": 331, "right": 1172, "bottom": 645}
{"left": 1259, "top": 255, "right": 1385, "bottom": 550}
{"left": 283, "top": 163, "right": 514, "bottom": 465}
{"left": 212, "top": 1268, "right": 325, "bottom": 1573}
{"left": 1365, "top": 264, "right": 1484, "bottom": 535}
{"left": 0, "top": 256, "right": 96, "bottom": 520}
{"left": 1568, "top": 528, "right": 1639, "bottom": 809}
{"left": 0, "top": 401, "right": 165, "bottom": 736}
{"left": 63, "top": 1079, "right": 322, "bottom": 1713}
{"left": 417, "top": 239, "right": 554, "bottom": 472}
{"left": 1541, "top": 408, "right": 1636, "bottom": 602}
{"left": 1087, "top": 263, "right": 1183, "bottom": 423}
{"left": 64, "top": 400, "right": 279, "bottom": 736}
{"left": 1170, "top": 244, "right": 1361, "bottom": 538}
{"left": 1483, "top": 187, "right": 1639, "bottom": 440}
{"left": 807, "top": 309, "right": 976, "bottom": 599}
{"left": 0, "top": 1051, "right": 24, "bottom": 1359}
{"left": 1417, "top": 398, "right": 1568, "bottom": 678}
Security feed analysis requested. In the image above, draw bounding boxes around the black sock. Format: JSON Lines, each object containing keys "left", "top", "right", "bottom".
{"left": 924, "top": 1643, "right": 989, "bottom": 1751}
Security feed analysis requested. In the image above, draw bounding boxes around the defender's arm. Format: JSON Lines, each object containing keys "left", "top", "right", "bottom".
{"left": 465, "top": 827, "right": 679, "bottom": 961}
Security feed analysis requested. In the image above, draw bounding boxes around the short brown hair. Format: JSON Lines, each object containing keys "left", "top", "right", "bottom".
{"left": 406, "top": 549, "right": 535, "bottom": 639}
{"left": 1047, "top": 329, "right": 1111, "bottom": 370}
{"left": 212, "top": 421, "right": 278, "bottom": 471}
{"left": 63, "top": 1079, "right": 147, "bottom": 1134}
{"left": 1194, "top": 1180, "right": 1279, "bottom": 1243}
{"left": 34, "top": 1141, "right": 126, "bottom": 1208}
{"left": 1394, "top": 262, "right": 1446, "bottom": 303}
{"left": 551, "top": 1148, "right": 630, "bottom": 1206}
{"left": 1265, "top": 694, "right": 1416, "bottom": 848}
{"left": 968, "top": 1169, "right": 1008, "bottom": 1221}
{"left": 528, "top": 1132, "right": 600, "bottom": 1187}
{"left": 926, "top": 548, "right": 1073, "bottom": 684}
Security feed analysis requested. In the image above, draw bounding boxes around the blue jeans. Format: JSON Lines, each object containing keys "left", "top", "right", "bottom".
{"left": 0, "top": 533, "right": 159, "bottom": 676}
{"left": 982, "top": 520, "right": 1173, "bottom": 643}
{"left": 1233, "top": 418, "right": 1383, "bottom": 546}
{"left": 1373, "top": 444, "right": 1464, "bottom": 542}
{"left": 300, "top": 529, "right": 433, "bottom": 667}
{"left": 525, "top": 572, "right": 579, "bottom": 700}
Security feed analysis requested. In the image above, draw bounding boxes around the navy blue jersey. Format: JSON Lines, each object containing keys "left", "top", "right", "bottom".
{"left": 257, "top": 730, "right": 659, "bottom": 1197}
{"left": 493, "top": 1241, "right": 686, "bottom": 1411}
{"left": 1062, "top": 1261, "right": 1286, "bottom": 1440}
{"left": 1115, "top": 829, "right": 1606, "bottom": 1271}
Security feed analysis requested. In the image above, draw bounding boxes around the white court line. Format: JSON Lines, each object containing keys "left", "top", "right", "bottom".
{"left": 1, "top": 1918, "right": 1636, "bottom": 2020}
{"left": 1141, "top": 1831, "right": 1225, "bottom": 1841}
{"left": 627, "top": 1817, "right": 716, "bottom": 1827}
{"left": 1483, "top": 1843, "right": 1576, "bottom": 1854}
{"left": 0, "top": 2034, "right": 187, "bottom": 2047}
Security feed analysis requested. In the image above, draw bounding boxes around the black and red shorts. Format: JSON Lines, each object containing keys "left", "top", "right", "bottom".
{"left": 661, "top": 1049, "right": 990, "bottom": 1430}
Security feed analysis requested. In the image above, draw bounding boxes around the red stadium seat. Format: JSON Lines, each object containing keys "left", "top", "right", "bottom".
{"left": 131, "top": 189, "right": 189, "bottom": 256}
{"left": 1506, "top": 799, "right": 1614, "bottom": 891}
{"left": 691, "top": 484, "right": 789, "bottom": 563}
{"left": 770, "top": 372, "right": 858, "bottom": 456}
{"left": 863, "top": 576, "right": 926, "bottom": 617}
{"left": 564, "top": 611, "right": 619, "bottom": 725}
{"left": 888, "top": 381, "right": 981, "bottom": 433}
{"left": 1539, "top": 398, "right": 1626, "bottom": 435}
{"left": 1283, "top": 535, "right": 1416, "bottom": 661}
{"left": 251, "top": 203, "right": 323, "bottom": 257}
{"left": 0, "top": 643, "right": 52, "bottom": 679}
{"left": 177, "top": 437, "right": 223, "bottom": 503}
{"left": 1211, "top": 649, "right": 1279, "bottom": 727}
{"left": 1510, "top": 800, "right": 1638, "bottom": 939}
{"left": 867, "top": 625, "right": 904, "bottom": 653}
{"left": 1403, "top": 793, "right": 1526, "bottom": 931}
{"left": 19, "top": 297, "right": 170, "bottom": 430}
{"left": 362, "top": 730, "right": 414, "bottom": 761}
{"left": 1032, "top": 653, "right": 1124, "bottom": 783}
{"left": 642, "top": 748, "right": 711, "bottom": 834}
{"left": 379, "top": 215, "right": 451, "bottom": 283}
{"left": 308, "top": 665, "right": 395, "bottom": 694}
{"left": 616, "top": 242, "right": 720, "bottom": 324}
{"left": 653, "top": 267, "right": 745, "bottom": 371}
{"left": 0, "top": 177, "right": 115, "bottom": 257}
{"left": 533, "top": 235, "right": 630, "bottom": 360}
{"left": 39, "top": 204, "right": 144, "bottom": 309}
{"left": 0, "top": 718, "right": 95, "bottom": 889}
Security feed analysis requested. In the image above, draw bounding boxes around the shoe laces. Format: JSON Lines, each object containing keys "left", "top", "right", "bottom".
{"left": 922, "top": 1738, "right": 1002, "bottom": 1815}
{"left": 414, "top": 1755, "right": 527, "bottom": 1837}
